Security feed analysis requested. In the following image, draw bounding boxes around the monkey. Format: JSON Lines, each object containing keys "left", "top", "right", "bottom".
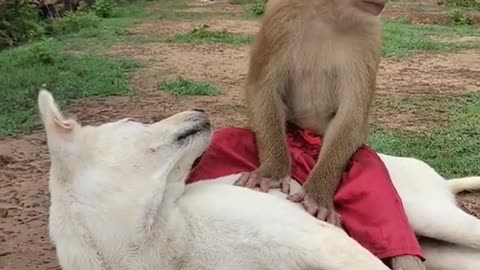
{"left": 234, "top": 0, "right": 426, "bottom": 269}
{"left": 236, "top": 0, "right": 384, "bottom": 225}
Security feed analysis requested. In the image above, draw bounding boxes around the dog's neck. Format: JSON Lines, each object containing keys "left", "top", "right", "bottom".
{"left": 48, "top": 166, "right": 190, "bottom": 269}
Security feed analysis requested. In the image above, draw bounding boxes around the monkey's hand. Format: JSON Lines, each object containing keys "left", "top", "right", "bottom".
{"left": 233, "top": 171, "right": 291, "bottom": 194}
{"left": 287, "top": 188, "right": 342, "bottom": 228}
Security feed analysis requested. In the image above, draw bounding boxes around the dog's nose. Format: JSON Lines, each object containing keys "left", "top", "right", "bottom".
{"left": 191, "top": 108, "right": 205, "bottom": 113}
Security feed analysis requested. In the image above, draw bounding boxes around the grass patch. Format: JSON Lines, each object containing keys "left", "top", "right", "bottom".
{"left": 167, "top": 27, "right": 251, "bottom": 44}
{"left": 441, "top": 0, "right": 480, "bottom": 10}
{"left": 51, "top": 3, "right": 149, "bottom": 51}
{"left": 449, "top": 8, "right": 473, "bottom": 25}
{"left": 166, "top": 20, "right": 479, "bottom": 55}
{"left": 229, "top": 0, "right": 257, "bottom": 4}
{"left": 0, "top": 41, "right": 137, "bottom": 137}
{"left": 373, "top": 94, "right": 449, "bottom": 117}
{"left": 158, "top": 77, "right": 222, "bottom": 96}
{"left": 0, "top": 1, "right": 159, "bottom": 137}
{"left": 250, "top": 0, "right": 266, "bottom": 16}
{"left": 369, "top": 93, "right": 480, "bottom": 177}
{"left": 1, "top": 1, "right": 149, "bottom": 50}
{"left": 158, "top": 11, "right": 209, "bottom": 21}
{"left": 369, "top": 128, "right": 480, "bottom": 178}
{"left": 382, "top": 20, "right": 480, "bottom": 57}
{"left": 45, "top": 12, "right": 102, "bottom": 36}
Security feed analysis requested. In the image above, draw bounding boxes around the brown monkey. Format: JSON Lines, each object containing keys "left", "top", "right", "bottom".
{"left": 235, "top": 0, "right": 426, "bottom": 269}
{"left": 236, "top": 0, "right": 384, "bottom": 224}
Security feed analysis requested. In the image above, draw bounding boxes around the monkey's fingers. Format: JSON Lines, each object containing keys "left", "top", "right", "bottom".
{"left": 259, "top": 177, "right": 273, "bottom": 192}
{"left": 245, "top": 174, "right": 260, "bottom": 189}
{"left": 316, "top": 207, "right": 330, "bottom": 222}
{"left": 302, "top": 198, "right": 320, "bottom": 217}
{"left": 234, "top": 173, "right": 250, "bottom": 187}
{"left": 327, "top": 211, "right": 342, "bottom": 228}
{"left": 287, "top": 190, "right": 305, "bottom": 202}
{"left": 259, "top": 177, "right": 285, "bottom": 192}
{"left": 280, "top": 177, "right": 290, "bottom": 194}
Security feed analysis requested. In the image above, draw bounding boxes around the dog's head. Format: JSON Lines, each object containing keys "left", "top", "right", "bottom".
{"left": 38, "top": 90, "right": 211, "bottom": 194}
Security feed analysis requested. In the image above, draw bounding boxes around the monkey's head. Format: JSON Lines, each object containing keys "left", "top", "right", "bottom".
{"left": 334, "top": 0, "right": 388, "bottom": 24}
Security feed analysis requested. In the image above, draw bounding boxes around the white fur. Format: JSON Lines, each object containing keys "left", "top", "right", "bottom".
{"left": 380, "top": 155, "right": 480, "bottom": 253}
{"left": 198, "top": 165, "right": 480, "bottom": 270}
{"left": 40, "top": 90, "right": 389, "bottom": 270}
{"left": 420, "top": 237, "right": 480, "bottom": 270}
{"left": 39, "top": 90, "right": 480, "bottom": 270}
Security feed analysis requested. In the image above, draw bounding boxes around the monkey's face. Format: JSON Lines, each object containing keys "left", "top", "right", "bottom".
{"left": 336, "top": 0, "right": 388, "bottom": 18}
{"left": 354, "top": 0, "right": 388, "bottom": 16}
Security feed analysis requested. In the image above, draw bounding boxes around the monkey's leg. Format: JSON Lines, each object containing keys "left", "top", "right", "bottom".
{"left": 289, "top": 68, "right": 372, "bottom": 224}
{"left": 390, "top": 256, "right": 425, "bottom": 270}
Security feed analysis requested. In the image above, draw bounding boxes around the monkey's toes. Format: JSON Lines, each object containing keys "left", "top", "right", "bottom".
{"left": 391, "top": 255, "right": 426, "bottom": 270}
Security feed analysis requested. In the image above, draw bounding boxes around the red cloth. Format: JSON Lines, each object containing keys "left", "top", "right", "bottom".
{"left": 187, "top": 126, "right": 424, "bottom": 261}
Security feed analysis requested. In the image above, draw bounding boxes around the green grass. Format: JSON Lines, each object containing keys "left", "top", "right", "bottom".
{"left": 0, "top": 1, "right": 150, "bottom": 137}
{"left": 50, "top": 4, "right": 149, "bottom": 51}
{"left": 382, "top": 20, "right": 480, "bottom": 57}
{"left": 374, "top": 94, "right": 449, "bottom": 117}
{"left": 0, "top": 41, "right": 137, "bottom": 137}
{"left": 157, "top": 10, "right": 214, "bottom": 21}
{"left": 229, "top": 0, "right": 257, "bottom": 4}
{"left": 369, "top": 93, "right": 480, "bottom": 178}
{"left": 250, "top": 0, "right": 266, "bottom": 16}
{"left": 442, "top": 0, "right": 480, "bottom": 11}
{"left": 158, "top": 77, "right": 222, "bottom": 96}
{"left": 165, "top": 19, "right": 479, "bottom": 55}
{"left": 167, "top": 27, "right": 251, "bottom": 44}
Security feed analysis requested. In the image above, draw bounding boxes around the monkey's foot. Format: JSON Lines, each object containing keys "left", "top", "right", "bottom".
{"left": 391, "top": 255, "right": 425, "bottom": 270}
{"left": 234, "top": 172, "right": 290, "bottom": 194}
{"left": 287, "top": 190, "right": 342, "bottom": 227}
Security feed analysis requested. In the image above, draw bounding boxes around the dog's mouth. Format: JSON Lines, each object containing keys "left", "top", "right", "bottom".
{"left": 191, "top": 155, "right": 203, "bottom": 169}
{"left": 175, "top": 120, "right": 211, "bottom": 143}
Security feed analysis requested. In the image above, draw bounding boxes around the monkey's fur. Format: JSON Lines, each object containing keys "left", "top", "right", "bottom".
{"left": 239, "top": 0, "right": 382, "bottom": 224}
{"left": 236, "top": 0, "right": 425, "bottom": 269}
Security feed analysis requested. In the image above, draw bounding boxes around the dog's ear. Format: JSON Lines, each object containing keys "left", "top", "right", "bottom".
{"left": 38, "top": 89, "right": 79, "bottom": 138}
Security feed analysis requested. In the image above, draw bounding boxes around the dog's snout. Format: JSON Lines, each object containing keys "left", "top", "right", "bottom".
{"left": 185, "top": 109, "right": 209, "bottom": 124}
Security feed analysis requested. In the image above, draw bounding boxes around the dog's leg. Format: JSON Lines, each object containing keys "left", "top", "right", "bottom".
{"left": 448, "top": 176, "right": 480, "bottom": 194}
{"left": 420, "top": 237, "right": 480, "bottom": 270}
{"left": 411, "top": 204, "right": 480, "bottom": 249}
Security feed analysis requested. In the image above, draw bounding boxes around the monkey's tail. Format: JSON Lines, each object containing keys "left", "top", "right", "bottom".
{"left": 447, "top": 177, "right": 480, "bottom": 194}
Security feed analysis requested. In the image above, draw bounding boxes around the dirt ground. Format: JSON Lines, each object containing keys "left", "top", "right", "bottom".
{"left": 1, "top": 1, "right": 480, "bottom": 269}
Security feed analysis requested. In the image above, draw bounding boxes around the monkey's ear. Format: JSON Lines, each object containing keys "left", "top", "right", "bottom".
{"left": 38, "top": 89, "right": 79, "bottom": 139}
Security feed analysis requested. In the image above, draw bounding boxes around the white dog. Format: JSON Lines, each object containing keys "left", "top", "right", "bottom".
{"left": 38, "top": 90, "right": 480, "bottom": 270}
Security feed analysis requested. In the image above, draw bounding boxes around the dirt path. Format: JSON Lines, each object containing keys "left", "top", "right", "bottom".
{"left": 1, "top": 1, "right": 480, "bottom": 269}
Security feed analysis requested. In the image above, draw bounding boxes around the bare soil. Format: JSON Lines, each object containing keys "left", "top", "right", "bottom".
{"left": 1, "top": 1, "right": 479, "bottom": 269}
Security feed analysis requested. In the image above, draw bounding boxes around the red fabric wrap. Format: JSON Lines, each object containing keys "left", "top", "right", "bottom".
{"left": 187, "top": 127, "right": 424, "bottom": 260}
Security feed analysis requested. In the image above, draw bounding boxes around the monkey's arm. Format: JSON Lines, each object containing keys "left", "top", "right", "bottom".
{"left": 304, "top": 67, "right": 375, "bottom": 208}
{"left": 236, "top": 8, "right": 296, "bottom": 190}
{"left": 245, "top": 63, "right": 291, "bottom": 179}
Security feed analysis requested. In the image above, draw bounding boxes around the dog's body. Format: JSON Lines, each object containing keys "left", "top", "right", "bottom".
{"left": 197, "top": 161, "right": 480, "bottom": 270}
{"left": 40, "top": 91, "right": 388, "bottom": 270}
{"left": 39, "top": 90, "right": 480, "bottom": 270}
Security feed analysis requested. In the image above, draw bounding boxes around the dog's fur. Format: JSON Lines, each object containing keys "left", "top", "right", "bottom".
{"left": 40, "top": 90, "right": 389, "bottom": 270}
{"left": 39, "top": 90, "right": 480, "bottom": 270}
